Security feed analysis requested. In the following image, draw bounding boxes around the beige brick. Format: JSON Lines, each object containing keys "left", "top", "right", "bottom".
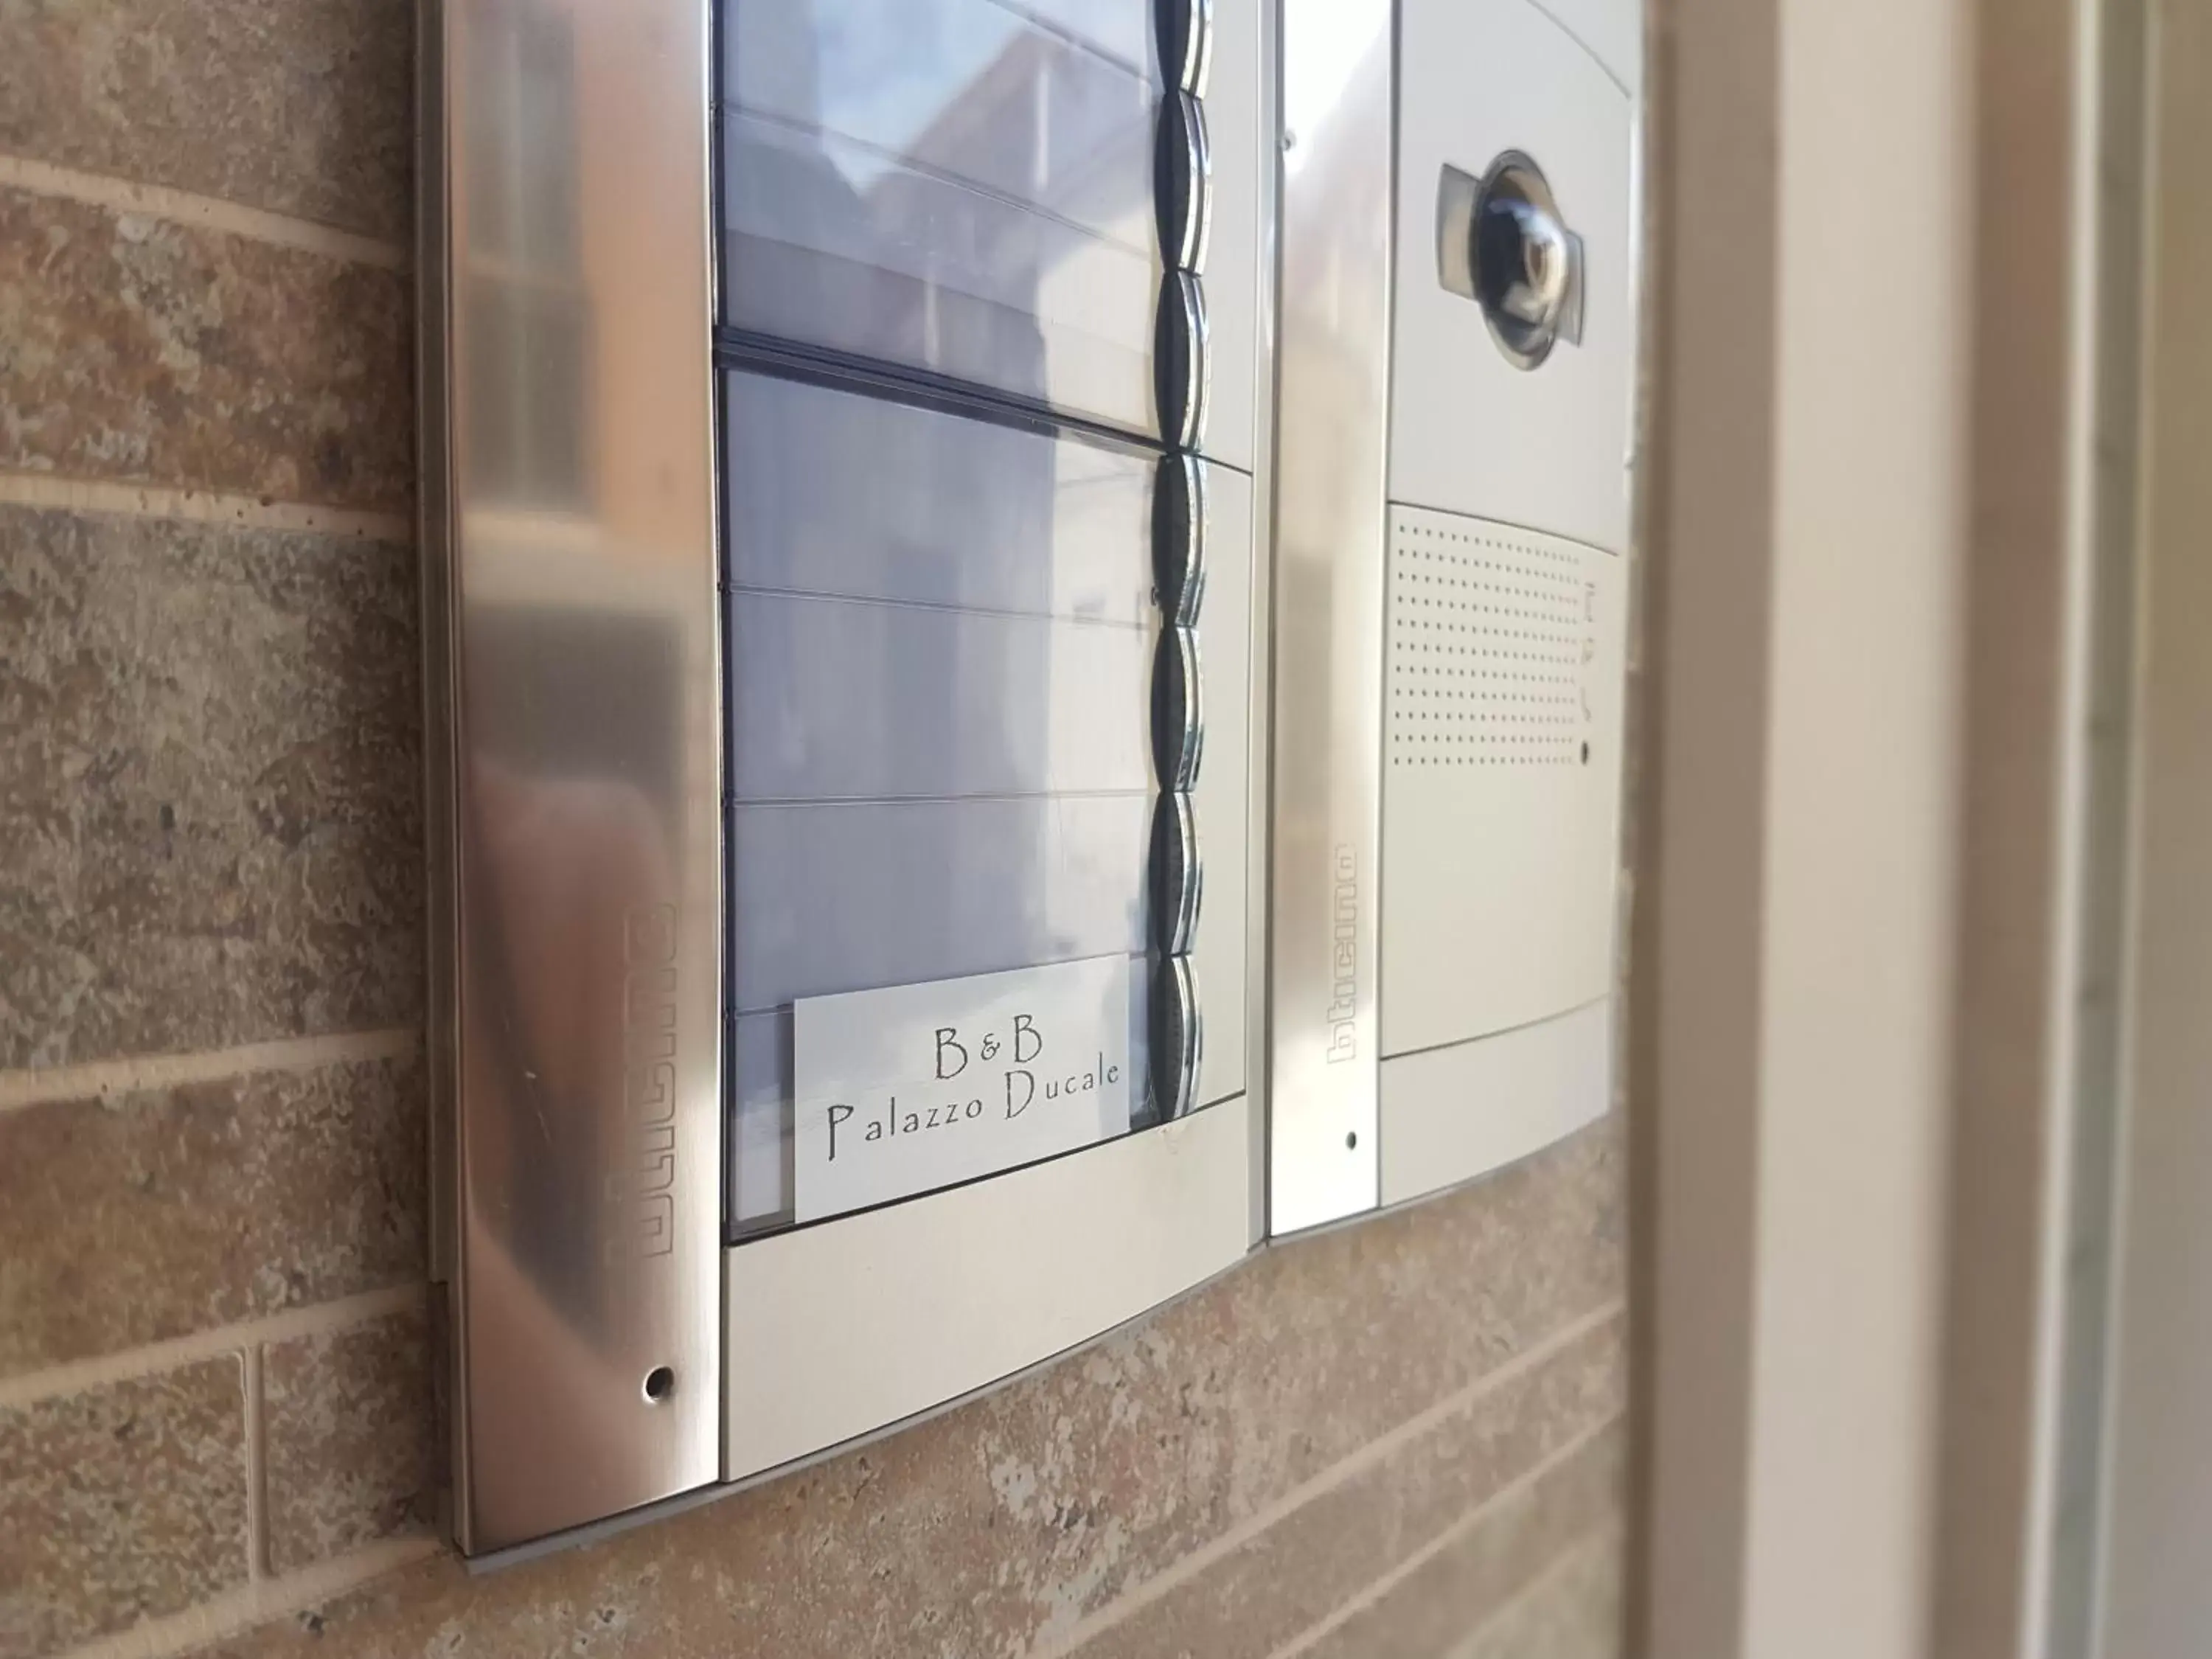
{"left": 0, "top": 1356, "right": 248, "bottom": 1656}
{"left": 0, "top": 504, "right": 422, "bottom": 1071}
{"left": 0, "top": 186, "right": 413, "bottom": 512}
{"left": 1064, "top": 1325, "right": 1625, "bottom": 1659}
{"left": 1171, "top": 1115, "right": 1626, "bottom": 1508}
{"left": 200, "top": 1130, "right": 1624, "bottom": 1659}
{"left": 0, "top": 0, "right": 413, "bottom": 242}
{"left": 264, "top": 1307, "right": 437, "bottom": 1573}
{"left": 1449, "top": 1528, "right": 1626, "bottom": 1659}
{"left": 1301, "top": 1440, "right": 1624, "bottom": 1659}
{"left": 0, "top": 1056, "right": 425, "bottom": 1378}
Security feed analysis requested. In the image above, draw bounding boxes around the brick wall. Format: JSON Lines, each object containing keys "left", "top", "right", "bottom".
{"left": 0, "top": 4, "right": 1632, "bottom": 1655}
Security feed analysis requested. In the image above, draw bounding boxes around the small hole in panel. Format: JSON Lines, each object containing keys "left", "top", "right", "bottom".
{"left": 1346, "top": 1131, "right": 1360, "bottom": 1151}
{"left": 643, "top": 1366, "right": 676, "bottom": 1404}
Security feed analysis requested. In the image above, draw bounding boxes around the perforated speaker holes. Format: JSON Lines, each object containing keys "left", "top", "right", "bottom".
{"left": 1388, "top": 520, "right": 1593, "bottom": 768}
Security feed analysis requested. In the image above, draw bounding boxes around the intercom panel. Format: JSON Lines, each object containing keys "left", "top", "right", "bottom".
{"left": 422, "top": 0, "right": 1274, "bottom": 1554}
{"left": 1270, "top": 0, "right": 1640, "bottom": 1231}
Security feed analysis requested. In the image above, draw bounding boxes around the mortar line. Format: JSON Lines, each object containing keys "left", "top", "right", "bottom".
{"left": 0, "top": 1027, "right": 422, "bottom": 1114}
{"left": 1264, "top": 1412, "right": 1624, "bottom": 1659}
{"left": 55, "top": 1537, "right": 446, "bottom": 1659}
{"left": 1437, "top": 1523, "right": 1624, "bottom": 1659}
{"left": 0, "top": 469, "right": 414, "bottom": 544}
{"left": 0, "top": 153, "right": 408, "bottom": 270}
{"left": 0, "top": 1285, "right": 426, "bottom": 1412}
{"left": 1033, "top": 1299, "right": 1627, "bottom": 1658}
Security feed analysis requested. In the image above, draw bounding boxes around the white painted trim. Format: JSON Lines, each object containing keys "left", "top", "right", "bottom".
{"left": 1639, "top": 0, "right": 1976, "bottom": 1652}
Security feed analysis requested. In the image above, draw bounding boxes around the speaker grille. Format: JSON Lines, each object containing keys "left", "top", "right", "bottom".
{"left": 1388, "top": 512, "right": 1592, "bottom": 768}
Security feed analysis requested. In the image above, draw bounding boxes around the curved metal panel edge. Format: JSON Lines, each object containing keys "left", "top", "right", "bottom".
{"left": 423, "top": 0, "right": 724, "bottom": 1554}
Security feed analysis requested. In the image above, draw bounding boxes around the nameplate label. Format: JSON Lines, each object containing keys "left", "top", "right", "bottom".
{"left": 793, "top": 956, "right": 1133, "bottom": 1223}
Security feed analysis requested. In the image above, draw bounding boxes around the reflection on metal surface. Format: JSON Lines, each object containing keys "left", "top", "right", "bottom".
{"left": 1151, "top": 790, "right": 1203, "bottom": 955}
{"left": 1156, "top": 268, "right": 1211, "bottom": 449}
{"left": 724, "top": 1091, "right": 1254, "bottom": 1482}
{"left": 712, "top": 0, "right": 1227, "bottom": 1233}
{"left": 1153, "top": 452, "right": 1208, "bottom": 625}
{"left": 1152, "top": 624, "right": 1206, "bottom": 791}
{"left": 714, "top": 367, "right": 1160, "bottom": 1235}
{"left": 717, "top": 0, "right": 1168, "bottom": 435}
{"left": 1156, "top": 89, "right": 1214, "bottom": 276}
{"left": 1162, "top": 0, "right": 1216, "bottom": 97}
{"left": 1267, "top": 0, "right": 1391, "bottom": 1232}
{"left": 1151, "top": 953, "right": 1203, "bottom": 1118}
{"left": 421, "top": 0, "right": 723, "bottom": 1553}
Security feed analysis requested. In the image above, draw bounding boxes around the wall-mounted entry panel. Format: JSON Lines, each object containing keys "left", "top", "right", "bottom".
{"left": 424, "top": 0, "right": 1273, "bottom": 1554}
{"left": 1269, "top": 0, "right": 1639, "bottom": 1233}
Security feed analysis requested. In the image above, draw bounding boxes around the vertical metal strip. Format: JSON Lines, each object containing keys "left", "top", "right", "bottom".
{"left": 1267, "top": 0, "right": 1393, "bottom": 1231}
{"left": 1243, "top": 0, "right": 1281, "bottom": 1245}
{"left": 429, "top": 0, "right": 724, "bottom": 1552}
{"left": 413, "top": 0, "right": 463, "bottom": 1540}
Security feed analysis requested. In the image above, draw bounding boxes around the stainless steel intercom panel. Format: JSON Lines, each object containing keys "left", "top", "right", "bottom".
{"left": 423, "top": 0, "right": 1274, "bottom": 1554}
{"left": 1269, "top": 0, "right": 1640, "bottom": 1233}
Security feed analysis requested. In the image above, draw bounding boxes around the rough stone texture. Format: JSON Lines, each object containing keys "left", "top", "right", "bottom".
{"left": 264, "top": 1306, "right": 437, "bottom": 1573}
{"left": 1065, "top": 1322, "right": 1625, "bottom": 1659}
{"left": 1173, "top": 1118, "right": 1625, "bottom": 1513}
{"left": 0, "top": 0, "right": 413, "bottom": 243}
{"left": 0, "top": 1356, "right": 248, "bottom": 1657}
{"left": 0, "top": 187, "right": 413, "bottom": 512}
{"left": 1303, "top": 1435, "right": 1625, "bottom": 1659}
{"left": 1450, "top": 1528, "right": 1625, "bottom": 1659}
{"left": 201, "top": 1126, "right": 1623, "bottom": 1659}
{"left": 0, "top": 1055, "right": 425, "bottom": 1378}
{"left": 0, "top": 504, "right": 423, "bottom": 1071}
